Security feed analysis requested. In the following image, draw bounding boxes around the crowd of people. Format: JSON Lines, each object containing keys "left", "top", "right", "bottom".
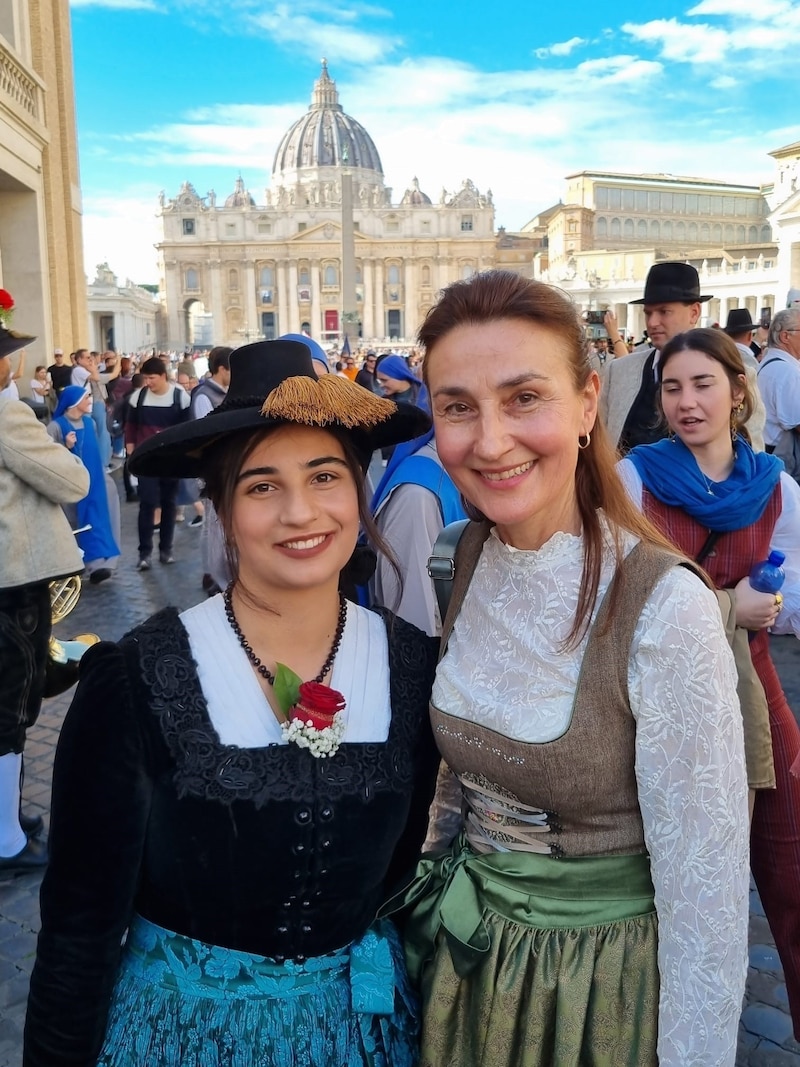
{"left": 1, "top": 264, "right": 799, "bottom": 1065}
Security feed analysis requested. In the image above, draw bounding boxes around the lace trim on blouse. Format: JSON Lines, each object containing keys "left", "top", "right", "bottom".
{"left": 122, "top": 606, "right": 430, "bottom": 809}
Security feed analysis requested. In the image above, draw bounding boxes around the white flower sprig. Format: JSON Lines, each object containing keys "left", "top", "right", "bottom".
{"left": 280, "top": 714, "right": 346, "bottom": 758}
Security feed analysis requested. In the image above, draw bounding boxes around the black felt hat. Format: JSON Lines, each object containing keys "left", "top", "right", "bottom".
{"left": 0, "top": 324, "right": 36, "bottom": 360}
{"left": 630, "top": 262, "right": 712, "bottom": 305}
{"left": 724, "top": 308, "right": 756, "bottom": 334}
{"left": 128, "top": 339, "right": 430, "bottom": 478}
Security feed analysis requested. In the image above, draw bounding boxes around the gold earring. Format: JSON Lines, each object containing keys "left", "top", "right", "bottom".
{"left": 578, "top": 432, "right": 591, "bottom": 450}
{"left": 730, "top": 405, "right": 742, "bottom": 443}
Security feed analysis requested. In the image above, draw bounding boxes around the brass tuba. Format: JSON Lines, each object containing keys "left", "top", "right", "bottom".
{"left": 45, "top": 574, "right": 100, "bottom": 697}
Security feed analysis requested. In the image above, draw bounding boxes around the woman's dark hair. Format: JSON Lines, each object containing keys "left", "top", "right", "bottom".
{"left": 202, "top": 423, "right": 399, "bottom": 597}
{"left": 658, "top": 328, "right": 754, "bottom": 441}
{"left": 418, "top": 269, "right": 677, "bottom": 648}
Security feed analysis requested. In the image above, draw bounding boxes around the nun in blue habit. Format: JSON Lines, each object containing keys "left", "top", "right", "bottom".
{"left": 48, "top": 386, "right": 120, "bottom": 584}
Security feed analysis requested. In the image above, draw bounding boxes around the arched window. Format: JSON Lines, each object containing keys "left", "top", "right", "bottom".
{"left": 724, "top": 225, "right": 734, "bottom": 243}
{"left": 623, "top": 219, "right": 634, "bottom": 239}
{"left": 299, "top": 266, "right": 310, "bottom": 285}
{"left": 700, "top": 224, "right": 710, "bottom": 243}
{"left": 228, "top": 268, "right": 239, "bottom": 290}
{"left": 422, "top": 265, "right": 431, "bottom": 285}
{"left": 596, "top": 217, "right": 608, "bottom": 238}
{"left": 461, "top": 263, "right": 475, "bottom": 280}
{"left": 650, "top": 220, "right": 660, "bottom": 239}
{"left": 387, "top": 264, "right": 401, "bottom": 285}
{"left": 688, "top": 222, "right": 698, "bottom": 243}
{"left": 636, "top": 219, "right": 647, "bottom": 239}
{"left": 324, "top": 264, "right": 338, "bottom": 286}
{"left": 610, "top": 218, "right": 621, "bottom": 238}
{"left": 676, "top": 221, "right": 686, "bottom": 242}
{"left": 260, "top": 266, "right": 274, "bottom": 287}
{"left": 761, "top": 224, "right": 772, "bottom": 242}
{"left": 736, "top": 225, "right": 746, "bottom": 243}
{"left": 662, "top": 221, "right": 673, "bottom": 241}
{"left": 712, "top": 224, "right": 722, "bottom": 243}
{"left": 185, "top": 268, "right": 198, "bottom": 290}
{"left": 748, "top": 226, "right": 758, "bottom": 243}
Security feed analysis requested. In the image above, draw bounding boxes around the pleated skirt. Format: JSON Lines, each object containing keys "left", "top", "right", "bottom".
{"left": 96, "top": 915, "right": 419, "bottom": 1067}
{"left": 394, "top": 842, "right": 658, "bottom": 1067}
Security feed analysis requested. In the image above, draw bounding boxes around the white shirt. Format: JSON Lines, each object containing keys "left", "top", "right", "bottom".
{"left": 618, "top": 458, "right": 800, "bottom": 637}
{"left": 433, "top": 524, "right": 749, "bottom": 1067}
{"left": 179, "top": 596, "right": 391, "bottom": 747}
{"left": 757, "top": 346, "right": 800, "bottom": 445}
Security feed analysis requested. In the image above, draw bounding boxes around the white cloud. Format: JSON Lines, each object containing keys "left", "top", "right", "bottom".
{"left": 82, "top": 193, "right": 161, "bottom": 285}
{"left": 534, "top": 36, "right": 586, "bottom": 59}
{"left": 244, "top": 2, "right": 398, "bottom": 63}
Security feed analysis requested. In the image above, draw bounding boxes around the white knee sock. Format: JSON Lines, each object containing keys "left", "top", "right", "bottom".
{"left": 0, "top": 752, "right": 26, "bottom": 856}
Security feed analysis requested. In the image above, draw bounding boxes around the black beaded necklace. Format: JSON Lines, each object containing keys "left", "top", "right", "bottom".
{"left": 223, "top": 583, "right": 347, "bottom": 687}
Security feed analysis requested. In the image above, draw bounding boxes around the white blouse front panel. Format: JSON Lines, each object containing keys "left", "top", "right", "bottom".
{"left": 180, "top": 596, "right": 391, "bottom": 747}
{"left": 432, "top": 523, "right": 749, "bottom": 1067}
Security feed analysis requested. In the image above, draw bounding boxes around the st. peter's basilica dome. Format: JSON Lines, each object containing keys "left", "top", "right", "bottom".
{"left": 272, "top": 60, "right": 383, "bottom": 181}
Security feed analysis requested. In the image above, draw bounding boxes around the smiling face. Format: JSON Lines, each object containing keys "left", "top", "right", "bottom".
{"left": 376, "top": 372, "right": 409, "bottom": 396}
{"left": 660, "top": 348, "right": 745, "bottom": 452}
{"left": 230, "top": 425, "right": 360, "bottom": 596}
{"left": 427, "top": 317, "right": 599, "bottom": 549}
{"left": 67, "top": 392, "right": 93, "bottom": 418}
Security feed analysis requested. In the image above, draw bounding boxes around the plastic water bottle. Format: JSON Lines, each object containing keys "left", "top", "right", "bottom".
{"left": 749, "top": 550, "right": 786, "bottom": 593}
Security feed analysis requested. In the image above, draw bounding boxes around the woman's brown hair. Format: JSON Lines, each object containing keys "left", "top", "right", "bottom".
{"left": 658, "top": 327, "right": 754, "bottom": 441}
{"left": 418, "top": 269, "right": 677, "bottom": 648}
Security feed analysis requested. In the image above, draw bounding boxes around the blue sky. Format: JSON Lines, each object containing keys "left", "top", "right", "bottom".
{"left": 70, "top": 0, "right": 800, "bottom": 284}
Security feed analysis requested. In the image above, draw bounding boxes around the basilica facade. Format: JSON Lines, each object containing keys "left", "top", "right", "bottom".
{"left": 156, "top": 62, "right": 496, "bottom": 351}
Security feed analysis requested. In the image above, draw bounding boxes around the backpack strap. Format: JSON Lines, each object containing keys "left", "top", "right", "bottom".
{"left": 428, "top": 520, "right": 492, "bottom": 649}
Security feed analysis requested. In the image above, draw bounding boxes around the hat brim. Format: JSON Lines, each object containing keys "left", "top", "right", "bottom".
{"left": 0, "top": 328, "right": 36, "bottom": 359}
{"left": 128, "top": 401, "right": 431, "bottom": 479}
{"left": 630, "top": 292, "right": 712, "bottom": 305}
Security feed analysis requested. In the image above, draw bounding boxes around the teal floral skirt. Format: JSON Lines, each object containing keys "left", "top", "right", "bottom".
{"left": 96, "top": 915, "right": 419, "bottom": 1067}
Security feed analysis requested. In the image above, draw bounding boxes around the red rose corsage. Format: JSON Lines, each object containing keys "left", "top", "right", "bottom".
{"left": 0, "top": 289, "right": 15, "bottom": 325}
{"left": 274, "top": 666, "right": 346, "bottom": 757}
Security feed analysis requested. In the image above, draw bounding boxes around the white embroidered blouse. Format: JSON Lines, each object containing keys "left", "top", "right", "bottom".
{"left": 432, "top": 524, "right": 749, "bottom": 1067}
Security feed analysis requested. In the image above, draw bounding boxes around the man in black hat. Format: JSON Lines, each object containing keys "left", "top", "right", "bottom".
{"left": 724, "top": 307, "right": 763, "bottom": 361}
{"left": 600, "top": 262, "right": 710, "bottom": 453}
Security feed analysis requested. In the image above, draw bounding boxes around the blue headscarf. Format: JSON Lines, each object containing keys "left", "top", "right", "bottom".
{"left": 628, "top": 436, "right": 783, "bottom": 532}
{"left": 53, "top": 385, "right": 89, "bottom": 419}
{"left": 280, "top": 333, "right": 330, "bottom": 375}
{"left": 376, "top": 354, "right": 427, "bottom": 408}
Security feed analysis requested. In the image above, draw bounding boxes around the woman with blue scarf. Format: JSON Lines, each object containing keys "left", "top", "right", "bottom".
{"left": 619, "top": 326, "right": 800, "bottom": 1039}
{"left": 48, "top": 386, "right": 120, "bottom": 584}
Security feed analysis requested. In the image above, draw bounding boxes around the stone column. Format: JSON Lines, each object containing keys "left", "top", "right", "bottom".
{"left": 208, "top": 258, "right": 223, "bottom": 345}
{"left": 403, "top": 260, "right": 417, "bottom": 342}
{"left": 288, "top": 261, "right": 300, "bottom": 333}
{"left": 310, "top": 259, "right": 321, "bottom": 337}
{"left": 244, "top": 260, "right": 257, "bottom": 340}
{"left": 374, "top": 259, "right": 385, "bottom": 339}
{"left": 276, "top": 259, "right": 290, "bottom": 336}
{"left": 362, "top": 257, "right": 374, "bottom": 340}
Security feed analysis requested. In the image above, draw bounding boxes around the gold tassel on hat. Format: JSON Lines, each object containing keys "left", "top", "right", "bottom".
{"left": 260, "top": 374, "right": 395, "bottom": 429}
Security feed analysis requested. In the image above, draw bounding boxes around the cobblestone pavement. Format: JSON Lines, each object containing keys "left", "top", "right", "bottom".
{"left": 1, "top": 472, "right": 799, "bottom": 1065}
